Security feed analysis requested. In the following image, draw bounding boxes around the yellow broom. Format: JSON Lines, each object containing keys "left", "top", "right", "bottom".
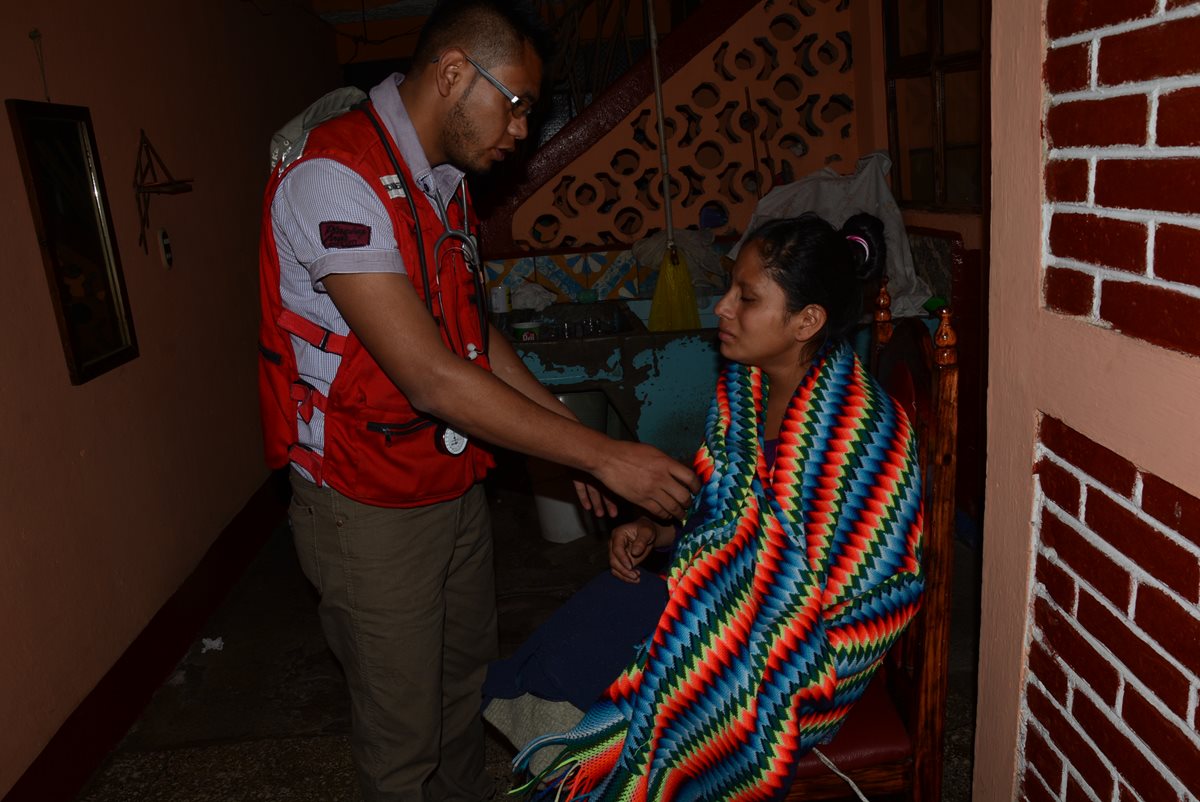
{"left": 644, "top": 0, "right": 700, "bottom": 331}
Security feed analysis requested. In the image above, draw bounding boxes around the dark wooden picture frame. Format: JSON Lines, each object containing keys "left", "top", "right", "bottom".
{"left": 7, "top": 99, "right": 138, "bottom": 384}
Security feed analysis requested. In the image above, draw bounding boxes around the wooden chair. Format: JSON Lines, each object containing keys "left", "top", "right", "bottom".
{"left": 786, "top": 277, "right": 960, "bottom": 801}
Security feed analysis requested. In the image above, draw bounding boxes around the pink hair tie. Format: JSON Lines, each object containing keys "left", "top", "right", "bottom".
{"left": 846, "top": 234, "right": 869, "bottom": 260}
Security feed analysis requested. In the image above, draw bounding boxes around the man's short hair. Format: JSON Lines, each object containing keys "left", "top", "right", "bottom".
{"left": 413, "top": 0, "right": 552, "bottom": 69}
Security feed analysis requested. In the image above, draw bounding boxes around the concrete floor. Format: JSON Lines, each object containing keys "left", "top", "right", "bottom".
{"left": 75, "top": 458, "right": 980, "bottom": 801}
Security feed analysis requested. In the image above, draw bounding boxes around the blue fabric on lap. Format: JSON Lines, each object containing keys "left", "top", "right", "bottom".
{"left": 484, "top": 440, "right": 778, "bottom": 712}
{"left": 483, "top": 569, "right": 668, "bottom": 710}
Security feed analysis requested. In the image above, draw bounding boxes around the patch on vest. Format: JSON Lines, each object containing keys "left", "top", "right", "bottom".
{"left": 319, "top": 221, "right": 372, "bottom": 249}
{"left": 380, "top": 174, "right": 406, "bottom": 199}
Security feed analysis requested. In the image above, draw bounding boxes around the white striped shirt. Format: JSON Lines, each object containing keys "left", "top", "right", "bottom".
{"left": 269, "top": 72, "right": 466, "bottom": 477}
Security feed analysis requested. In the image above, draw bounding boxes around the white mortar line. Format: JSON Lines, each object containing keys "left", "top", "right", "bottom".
{"left": 1087, "top": 155, "right": 1098, "bottom": 205}
{"left": 1024, "top": 657, "right": 1133, "bottom": 802}
{"left": 1145, "top": 223, "right": 1157, "bottom": 280}
{"left": 1044, "top": 257, "right": 1200, "bottom": 302}
{"left": 1105, "top": 619, "right": 1200, "bottom": 753}
{"left": 1049, "top": 72, "right": 1200, "bottom": 104}
{"left": 1050, "top": 1, "right": 1200, "bottom": 49}
{"left": 1024, "top": 714, "right": 1071, "bottom": 798}
{"left": 1038, "top": 529, "right": 1125, "bottom": 623}
{"left": 1070, "top": 672, "right": 1192, "bottom": 798}
{"left": 1028, "top": 476, "right": 1050, "bottom": 633}
{"left": 1040, "top": 455, "right": 1200, "bottom": 558}
{"left": 1103, "top": 773, "right": 1119, "bottom": 802}
{"left": 1059, "top": 260, "right": 1200, "bottom": 300}
{"left": 1034, "top": 585, "right": 1199, "bottom": 796}
{"left": 1046, "top": 244, "right": 1200, "bottom": 284}
{"left": 1046, "top": 207, "right": 1152, "bottom": 231}
{"left": 1037, "top": 545, "right": 1198, "bottom": 687}
{"left": 1033, "top": 476, "right": 1085, "bottom": 615}
{"left": 1078, "top": 480, "right": 1091, "bottom": 529}
{"left": 1089, "top": 38, "right": 1099, "bottom": 92}
{"left": 1049, "top": 202, "right": 1200, "bottom": 231}
{"left": 1149, "top": 85, "right": 1162, "bottom": 148}
{"left": 1049, "top": 144, "right": 1200, "bottom": 158}
{"left": 1063, "top": 761, "right": 1089, "bottom": 800}
{"left": 1090, "top": 271, "right": 1104, "bottom": 319}
{"left": 1041, "top": 201, "right": 1055, "bottom": 275}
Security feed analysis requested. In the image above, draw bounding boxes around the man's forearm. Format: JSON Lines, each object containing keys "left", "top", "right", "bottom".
{"left": 323, "top": 272, "right": 697, "bottom": 519}
{"left": 485, "top": 324, "right": 575, "bottom": 418}
{"left": 424, "top": 359, "right": 609, "bottom": 472}
{"left": 323, "top": 273, "right": 602, "bottom": 469}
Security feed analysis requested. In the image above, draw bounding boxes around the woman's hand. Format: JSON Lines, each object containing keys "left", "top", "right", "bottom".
{"left": 609, "top": 517, "right": 674, "bottom": 583}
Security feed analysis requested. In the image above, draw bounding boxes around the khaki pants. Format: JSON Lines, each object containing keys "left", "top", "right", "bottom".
{"left": 289, "top": 471, "right": 497, "bottom": 801}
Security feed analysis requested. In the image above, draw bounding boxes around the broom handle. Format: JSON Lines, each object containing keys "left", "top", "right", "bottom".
{"left": 646, "top": 0, "right": 675, "bottom": 256}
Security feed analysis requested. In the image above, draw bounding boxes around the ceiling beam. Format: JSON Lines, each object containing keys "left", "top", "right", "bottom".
{"left": 318, "top": 1, "right": 436, "bottom": 25}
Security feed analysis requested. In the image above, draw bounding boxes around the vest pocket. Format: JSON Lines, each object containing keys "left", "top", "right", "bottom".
{"left": 323, "top": 403, "right": 482, "bottom": 507}
{"left": 366, "top": 418, "right": 435, "bottom": 446}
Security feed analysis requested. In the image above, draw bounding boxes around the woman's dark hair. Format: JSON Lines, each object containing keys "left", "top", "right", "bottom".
{"left": 413, "top": 0, "right": 553, "bottom": 68}
{"left": 745, "top": 211, "right": 886, "bottom": 346}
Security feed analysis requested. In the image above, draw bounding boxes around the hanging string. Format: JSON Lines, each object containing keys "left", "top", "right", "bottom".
{"left": 29, "top": 28, "right": 50, "bottom": 102}
{"left": 645, "top": 0, "right": 675, "bottom": 257}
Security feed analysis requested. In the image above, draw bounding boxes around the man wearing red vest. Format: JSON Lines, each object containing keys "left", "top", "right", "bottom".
{"left": 258, "top": 1, "right": 699, "bottom": 799}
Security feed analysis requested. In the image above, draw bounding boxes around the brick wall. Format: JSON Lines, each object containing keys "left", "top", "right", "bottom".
{"left": 1043, "top": 2, "right": 1200, "bottom": 357}
{"left": 1020, "top": 416, "right": 1199, "bottom": 801}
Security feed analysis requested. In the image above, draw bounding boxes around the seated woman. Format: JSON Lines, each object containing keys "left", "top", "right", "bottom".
{"left": 489, "top": 212, "right": 925, "bottom": 800}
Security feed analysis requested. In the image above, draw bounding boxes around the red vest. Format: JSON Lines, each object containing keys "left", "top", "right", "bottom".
{"left": 258, "top": 104, "right": 494, "bottom": 507}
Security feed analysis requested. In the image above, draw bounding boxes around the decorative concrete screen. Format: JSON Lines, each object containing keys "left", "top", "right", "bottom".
{"left": 511, "top": 0, "right": 859, "bottom": 251}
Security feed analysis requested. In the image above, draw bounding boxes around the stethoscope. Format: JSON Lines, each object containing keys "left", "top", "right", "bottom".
{"left": 362, "top": 104, "right": 490, "bottom": 456}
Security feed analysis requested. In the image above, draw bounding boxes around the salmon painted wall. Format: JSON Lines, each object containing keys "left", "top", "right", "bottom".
{"left": 903, "top": 210, "right": 985, "bottom": 250}
{"left": 0, "top": 2, "right": 338, "bottom": 793}
{"left": 978, "top": 0, "right": 1200, "bottom": 798}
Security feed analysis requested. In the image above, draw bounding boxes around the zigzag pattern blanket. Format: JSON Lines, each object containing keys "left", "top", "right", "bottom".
{"left": 515, "top": 340, "right": 924, "bottom": 800}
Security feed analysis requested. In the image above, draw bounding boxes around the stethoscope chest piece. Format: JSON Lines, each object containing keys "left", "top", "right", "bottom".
{"left": 437, "top": 424, "right": 469, "bottom": 456}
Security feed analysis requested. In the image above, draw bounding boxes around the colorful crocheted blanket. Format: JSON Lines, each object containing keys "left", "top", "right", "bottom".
{"left": 514, "top": 340, "right": 924, "bottom": 800}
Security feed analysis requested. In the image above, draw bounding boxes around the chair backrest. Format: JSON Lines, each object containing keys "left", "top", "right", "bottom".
{"left": 870, "top": 276, "right": 959, "bottom": 802}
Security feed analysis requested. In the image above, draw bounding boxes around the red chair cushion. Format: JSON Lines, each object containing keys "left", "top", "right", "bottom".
{"left": 791, "top": 671, "right": 913, "bottom": 777}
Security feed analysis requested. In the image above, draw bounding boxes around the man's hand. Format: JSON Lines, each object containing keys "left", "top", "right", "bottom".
{"left": 594, "top": 441, "right": 700, "bottom": 520}
{"left": 609, "top": 516, "right": 675, "bottom": 583}
{"left": 573, "top": 476, "right": 618, "bottom": 517}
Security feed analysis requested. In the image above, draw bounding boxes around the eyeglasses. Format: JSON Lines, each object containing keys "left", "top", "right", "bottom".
{"left": 460, "top": 53, "right": 536, "bottom": 120}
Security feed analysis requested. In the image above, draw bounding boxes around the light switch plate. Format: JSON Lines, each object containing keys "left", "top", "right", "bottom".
{"left": 158, "top": 228, "right": 173, "bottom": 269}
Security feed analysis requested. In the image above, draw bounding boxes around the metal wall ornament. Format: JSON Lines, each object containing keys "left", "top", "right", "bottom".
{"left": 133, "top": 129, "right": 192, "bottom": 252}
{"left": 7, "top": 99, "right": 139, "bottom": 384}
